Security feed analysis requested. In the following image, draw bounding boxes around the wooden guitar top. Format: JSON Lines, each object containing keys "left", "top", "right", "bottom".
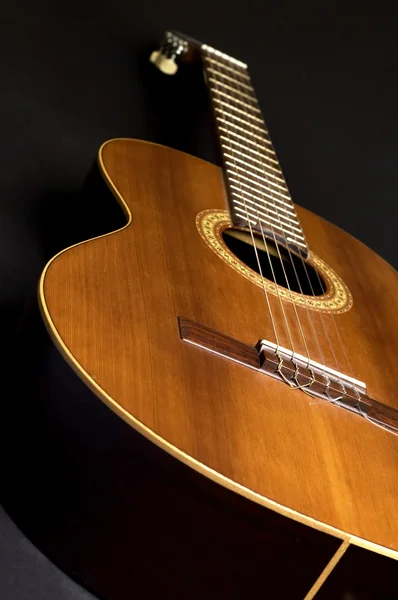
{"left": 39, "top": 138, "right": 398, "bottom": 559}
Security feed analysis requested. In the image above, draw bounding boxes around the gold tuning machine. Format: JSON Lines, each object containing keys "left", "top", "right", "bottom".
{"left": 149, "top": 31, "right": 189, "bottom": 75}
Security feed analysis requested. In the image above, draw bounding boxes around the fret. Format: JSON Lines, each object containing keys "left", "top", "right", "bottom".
{"left": 206, "top": 68, "right": 254, "bottom": 92}
{"left": 216, "top": 115, "right": 272, "bottom": 145}
{"left": 214, "top": 107, "right": 271, "bottom": 138}
{"left": 223, "top": 129, "right": 275, "bottom": 157}
{"left": 287, "top": 239, "right": 306, "bottom": 247}
{"left": 229, "top": 184, "right": 296, "bottom": 218}
{"left": 224, "top": 152, "right": 291, "bottom": 201}
{"left": 229, "top": 187, "right": 299, "bottom": 225}
{"left": 213, "top": 102, "right": 266, "bottom": 125}
{"left": 231, "top": 196, "right": 303, "bottom": 235}
{"left": 235, "top": 210, "right": 256, "bottom": 226}
{"left": 218, "top": 133, "right": 284, "bottom": 168}
{"left": 218, "top": 128, "right": 282, "bottom": 172}
{"left": 215, "top": 116, "right": 273, "bottom": 149}
{"left": 204, "top": 56, "right": 250, "bottom": 79}
{"left": 226, "top": 163, "right": 291, "bottom": 204}
{"left": 233, "top": 210, "right": 306, "bottom": 245}
{"left": 212, "top": 89, "right": 261, "bottom": 114}
{"left": 221, "top": 141, "right": 287, "bottom": 187}
{"left": 202, "top": 45, "right": 308, "bottom": 256}
{"left": 235, "top": 215, "right": 303, "bottom": 244}
{"left": 208, "top": 78, "right": 255, "bottom": 102}
{"left": 202, "top": 45, "right": 247, "bottom": 69}
{"left": 227, "top": 172, "right": 294, "bottom": 211}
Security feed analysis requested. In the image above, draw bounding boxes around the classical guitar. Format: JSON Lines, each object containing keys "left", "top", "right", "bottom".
{"left": 37, "top": 31, "right": 398, "bottom": 599}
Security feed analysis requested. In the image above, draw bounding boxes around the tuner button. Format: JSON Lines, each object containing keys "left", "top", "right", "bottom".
{"left": 149, "top": 51, "right": 178, "bottom": 75}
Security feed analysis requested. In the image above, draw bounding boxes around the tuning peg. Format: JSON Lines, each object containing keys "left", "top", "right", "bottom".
{"left": 149, "top": 31, "right": 188, "bottom": 75}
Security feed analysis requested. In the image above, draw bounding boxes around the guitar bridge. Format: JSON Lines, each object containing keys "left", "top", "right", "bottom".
{"left": 256, "top": 338, "right": 366, "bottom": 394}
{"left": 178, "top": 317, "right": 398, "bottom": 435}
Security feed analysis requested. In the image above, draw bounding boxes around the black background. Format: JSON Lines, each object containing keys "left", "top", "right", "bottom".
{"left": 1, "top": 2, "right": 398, "bottom": 598}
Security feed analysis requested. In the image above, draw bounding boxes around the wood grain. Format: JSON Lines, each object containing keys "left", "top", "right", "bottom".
{"left": 180, "top": 316, "right": 398, "bottom": 433}
{"left": 39, "top": 138, "right": 398, "bottom": 559}
{"left": 179, "top": 316, "right": 261, "bottom": 368}
{"left": 2, "top": 327, "right": 343, "bottom": 600}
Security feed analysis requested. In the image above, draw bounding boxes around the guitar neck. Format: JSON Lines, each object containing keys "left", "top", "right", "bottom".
{"left": 200, "top": 45, "right": 308, "bottom": 258}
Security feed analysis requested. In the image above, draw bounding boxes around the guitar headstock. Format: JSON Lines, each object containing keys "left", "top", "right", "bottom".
{"left": 149, "top": 31, "right": 200, "bottom": 75}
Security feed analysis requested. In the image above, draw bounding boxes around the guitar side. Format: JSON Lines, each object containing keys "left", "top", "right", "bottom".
{"left": 38, "top": 138, "right": 398, "bottom": 597}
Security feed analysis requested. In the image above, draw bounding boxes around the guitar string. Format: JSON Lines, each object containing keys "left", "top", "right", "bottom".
{"left": 221, "top": 59, "right": 335, "bottom": 383}
{"left": 212, "top": 53, "right": 355, "bottom": 393}
{"left": 227, "top": 62, "right": 361, "bottom": 400}
{"left": 230, "top": 73, "right": 352, "bottom": 390}
{"left": 222, "top": 67, "right": 315, "bottom": 369}
{"left": 204, "top": 48, "right": 361, "bottom": 402}
{"left": 218, "top": 56, "right": 329, "bottom": 374}
{"left": 207, "top": 49, "right": 312, "bottom": 366}
{"left": 203, "top": 47, "right": 288, "bottom": 352}
{"left": 208, "top": 52, "right": 318, "bottom": 366}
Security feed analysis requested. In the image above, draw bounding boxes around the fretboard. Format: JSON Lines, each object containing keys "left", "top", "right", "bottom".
{"left": 201, "top": 45, "right": 308, "bottom": 258}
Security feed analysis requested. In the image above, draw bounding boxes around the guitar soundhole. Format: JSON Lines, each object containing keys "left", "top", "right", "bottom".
{"left": 222, "top": 228, "right": 326, "bottom": 296}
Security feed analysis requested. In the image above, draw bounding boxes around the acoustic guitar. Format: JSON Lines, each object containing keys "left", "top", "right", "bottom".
{"left": 36, "top": 31, "right": 398, "bottom": 599}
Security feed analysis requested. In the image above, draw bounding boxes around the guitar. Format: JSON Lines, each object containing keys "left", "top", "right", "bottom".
{"left": 36, "top": 31, "right": 398, "bottom": 599}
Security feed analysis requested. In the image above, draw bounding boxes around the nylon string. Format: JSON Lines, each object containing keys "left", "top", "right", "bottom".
{"left": 204, "top": 48, "right": 282, "bottom": 349}
{"left": 205, "top": 48, "right": 301, "bottom": 356}
{"left": 210, "top": 50, "right": 357, "bottom": 395}
{"left": 207, "top": 48, "right": 313, "bottom": 369}
{"left": 216, "top": 53, "right": 328, "bottom": 375}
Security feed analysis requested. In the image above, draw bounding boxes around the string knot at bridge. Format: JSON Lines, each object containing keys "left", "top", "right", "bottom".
{"left": 179, "top": 317, "right": 398, "bottom": 436}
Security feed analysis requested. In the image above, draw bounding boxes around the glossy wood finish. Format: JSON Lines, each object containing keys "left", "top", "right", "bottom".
{"left": 180, "top": 316, "right": 398, "bottom": 433}
{"left": 2, "top": 317, "right": 342, "bottom": 599}
{"left": 179, "top": 316, "right": 261, "bottom": 368}
{"left": 39, "top": 139, "right": 398, "bottom": 560}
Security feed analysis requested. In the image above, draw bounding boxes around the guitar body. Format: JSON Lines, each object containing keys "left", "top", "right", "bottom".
{"left": 31, "top": 138, "right": 398, "bottom": 598}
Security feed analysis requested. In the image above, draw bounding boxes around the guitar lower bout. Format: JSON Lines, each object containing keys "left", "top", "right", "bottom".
{"left": 36, "top": 138, "right": 398, "bottom": 599}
